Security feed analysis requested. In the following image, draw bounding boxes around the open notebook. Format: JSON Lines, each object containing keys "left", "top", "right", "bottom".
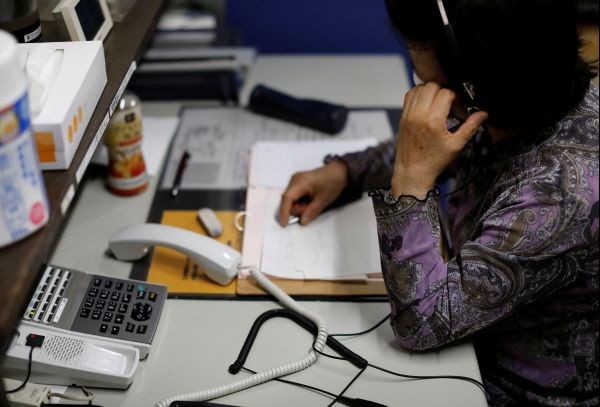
{"left": 241, "top": 138, "right": 387, "bottom": 281}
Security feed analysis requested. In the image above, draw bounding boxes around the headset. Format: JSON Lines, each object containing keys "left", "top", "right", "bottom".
{"left": 435, "top": 0, "right": 480, "bottom": 115}
{"left": 436, "top": 0, "right": 493, "bottom": 160}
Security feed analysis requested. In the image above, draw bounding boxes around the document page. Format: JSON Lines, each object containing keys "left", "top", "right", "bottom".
{"left": 260, "top": 194, "right": 382, "bottom": 280}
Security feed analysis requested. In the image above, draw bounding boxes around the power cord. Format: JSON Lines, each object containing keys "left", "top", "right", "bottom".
{"left": 311, "top": 342, "right": 486, "bottom": 395}
{"left": 312, "top": 314, "right": 488, "bottom": 398}
{"left": 326, "top": 368, "right": 366, "bottom": 407}
{"left": 241, "top": 367, "right": 387, "bottom": 407}
{"left": 5, "top": 346, "right": 34, "bottom": 394}
{"left": 5, "top": 334, "right": 44, "bottom": 394}
{"left": 329, "top": 314, "right": 391, "bottom": 338}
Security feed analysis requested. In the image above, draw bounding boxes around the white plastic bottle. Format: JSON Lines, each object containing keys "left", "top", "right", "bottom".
{"left": 0, "top": 30, "right": 49, "bottom": 248}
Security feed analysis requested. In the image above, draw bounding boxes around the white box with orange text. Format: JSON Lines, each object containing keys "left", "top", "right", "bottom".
{"left": 17, "top": 41, "right": 107, "bottom": 170}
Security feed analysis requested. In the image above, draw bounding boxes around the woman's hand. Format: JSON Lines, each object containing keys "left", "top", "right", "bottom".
{"left": 278, "top": 160, "right": 348, "bottom": 226}
{"left": 392, "top": 82, "right": 488, "bottom": 199}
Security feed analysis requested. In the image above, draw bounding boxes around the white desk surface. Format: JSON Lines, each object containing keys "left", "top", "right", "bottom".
{"left": 49, "top": 56, "right": 486, "bottom": 407}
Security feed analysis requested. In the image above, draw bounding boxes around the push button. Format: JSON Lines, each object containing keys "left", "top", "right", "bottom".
{"left": 131, "top": 303, "right": 152, "bottom": 321}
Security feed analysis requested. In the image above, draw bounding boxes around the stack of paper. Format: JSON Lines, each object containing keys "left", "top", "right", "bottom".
{"left": 242, "top": 138, "right": 387, "bottom": 281}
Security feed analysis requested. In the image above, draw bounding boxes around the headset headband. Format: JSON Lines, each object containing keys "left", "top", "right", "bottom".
{"left": 435, "top": 0, "right": 479, "bottom": 113}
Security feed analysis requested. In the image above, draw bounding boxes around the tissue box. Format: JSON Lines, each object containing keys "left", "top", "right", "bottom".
{"left": 17, "top": 41, "right": 107, "bottom": 170}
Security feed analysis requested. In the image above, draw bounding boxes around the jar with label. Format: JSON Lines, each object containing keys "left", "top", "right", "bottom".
{"left": 0, "top": 30, "right": 49, "bottom": 248}
{"left": 104, "top": 92, "right": 148, "bottom": 196}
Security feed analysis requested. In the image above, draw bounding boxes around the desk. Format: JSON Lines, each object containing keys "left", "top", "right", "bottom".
{"left": 49, "top": 56, "right": 486, "bottom": 407}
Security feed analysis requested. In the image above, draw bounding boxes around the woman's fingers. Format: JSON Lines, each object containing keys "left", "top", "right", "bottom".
{"left": 300, "top": 196, "right": 328, "bottom": 225}
{"left": 279, "top": 177, "right": 310, "bottom": 226}
{"left": 453, "top": 111, "right": 489, "bottom": 146}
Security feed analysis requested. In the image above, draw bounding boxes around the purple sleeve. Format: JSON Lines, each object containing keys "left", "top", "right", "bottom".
{"left": 370, "top": 182, "right": 593, "bottom": 351}
{"left": 332, "top": 139, "right": 396, "bottom": 191}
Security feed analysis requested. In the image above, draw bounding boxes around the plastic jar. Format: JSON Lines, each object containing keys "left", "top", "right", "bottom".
{"left": 0, "top": 29, "right": 49, "bottom": 248}
{"left": 104, "top": 92, "right": 148, "bottom": 196}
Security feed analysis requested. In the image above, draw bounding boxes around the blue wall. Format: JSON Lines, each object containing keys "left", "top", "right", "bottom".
{"left": 226, "top": 0, "right": 408, "bottom": 57}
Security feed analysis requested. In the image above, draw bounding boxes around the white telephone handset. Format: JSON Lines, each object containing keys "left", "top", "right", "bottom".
{"left": 108, "top": 224, "right": 241, "bottom": 286}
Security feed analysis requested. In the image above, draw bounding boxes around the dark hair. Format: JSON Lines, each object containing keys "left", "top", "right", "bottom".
{"left": 385, "top": 0, "right": 597, "bottom": 129}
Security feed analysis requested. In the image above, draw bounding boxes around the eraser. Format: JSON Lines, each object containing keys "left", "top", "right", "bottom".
{"left": 197, "top": 208, "right": 223, "bottom": 238}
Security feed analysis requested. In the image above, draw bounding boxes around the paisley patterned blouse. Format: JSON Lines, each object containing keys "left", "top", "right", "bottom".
{"left": 338, "top": 83, "right": 599, "bottom": 406}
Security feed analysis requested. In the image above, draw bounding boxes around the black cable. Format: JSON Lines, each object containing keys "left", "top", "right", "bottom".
{"left": 241, "top": 367, "right": 388, "bottom": 407}
{"left": 368, "top": 363, "right": 486, "bottom": 394}
{"left": 312, "top": 345, "right": 486, "bottom": 397}
{"left": 329, "top": 314, "right": 390, "bottom": 338}
{"left": 241, "top": 367, "right": 339, "bottom": 399}
{"left": 5, "top": 346, "right": 34, "bottom": 394}
{"left": 80, "top": 386, "right": 93, "bottom": 405}
{"left": 327, "top": 367, "right": 366, "bottom": 407}
{"left": 314, "top": 313, "right": 488, "bottom": 397}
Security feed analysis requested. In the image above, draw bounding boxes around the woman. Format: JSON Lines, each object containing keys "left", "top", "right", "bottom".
{"left": 278, "top": 0, "right": 598, "bottom": 405}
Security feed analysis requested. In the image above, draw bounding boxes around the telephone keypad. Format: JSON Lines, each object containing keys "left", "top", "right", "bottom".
{"left": 72, "top": 274, "right": 167, "bottom": 344}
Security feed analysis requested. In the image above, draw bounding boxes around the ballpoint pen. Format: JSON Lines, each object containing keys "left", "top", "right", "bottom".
{"left": 170, "top": 150, "right": 190, "bottom": 197}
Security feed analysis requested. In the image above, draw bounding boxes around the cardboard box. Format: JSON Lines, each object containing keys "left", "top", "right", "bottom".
{"left": 17, "top": 41, "right": 107, "bottom": 170}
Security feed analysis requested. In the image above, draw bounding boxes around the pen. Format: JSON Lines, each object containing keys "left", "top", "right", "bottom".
{"left": 170, "top": 150, "right": 190, "bottom": 197}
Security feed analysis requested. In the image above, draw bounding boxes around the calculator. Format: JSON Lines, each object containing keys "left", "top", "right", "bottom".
{"left": 21, "top": 264, "right": 167, "bottom": 359}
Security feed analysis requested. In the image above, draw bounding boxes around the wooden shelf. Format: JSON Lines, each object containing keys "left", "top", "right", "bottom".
{"left": 0, "top": 0, "right": 165, "bottom": 354}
